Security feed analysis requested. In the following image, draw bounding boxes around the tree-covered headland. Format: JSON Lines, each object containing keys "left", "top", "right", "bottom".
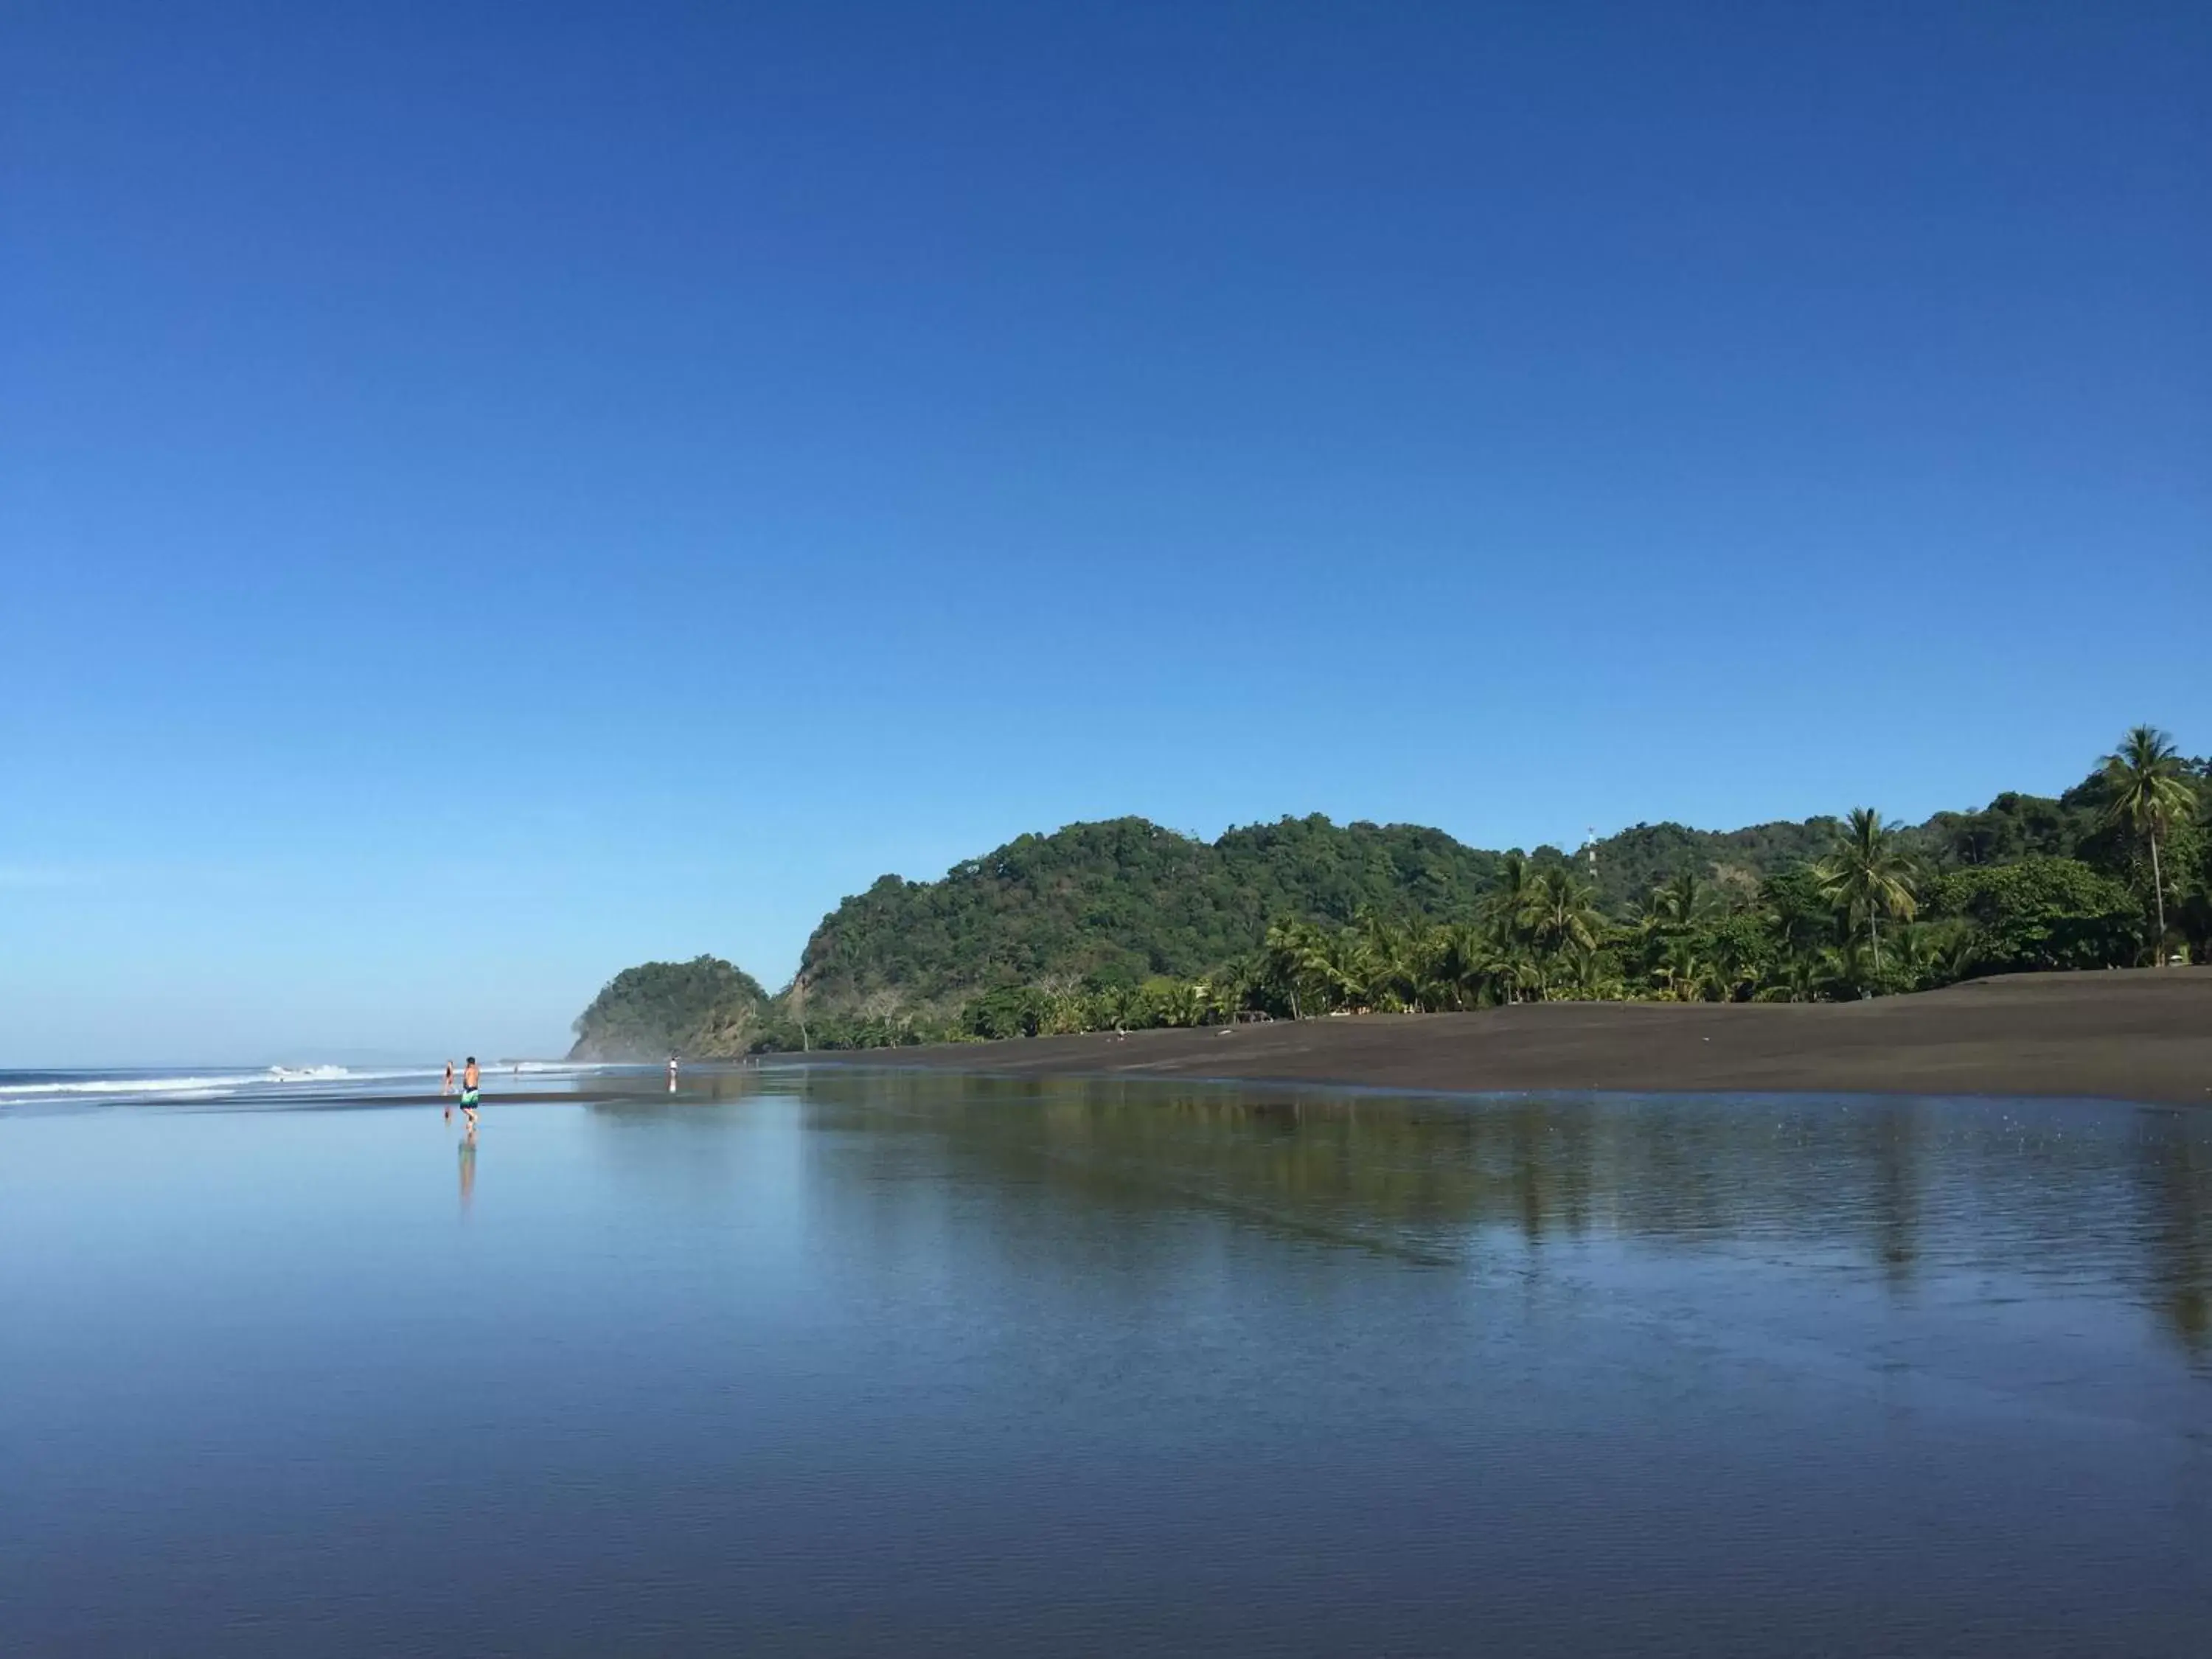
{"left": 569, "top": 726, "right": 2210, "bottom": 1059}
{"left": 568, "top": 956, "right": 773, "bottom": 1061}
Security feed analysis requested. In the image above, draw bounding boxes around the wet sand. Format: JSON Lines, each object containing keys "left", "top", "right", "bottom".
{"left": 788, "top": 967, "right": 2212, "bottom": 1106}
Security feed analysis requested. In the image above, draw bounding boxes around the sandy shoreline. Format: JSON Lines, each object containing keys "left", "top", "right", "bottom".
{"left": 778, "top": 967, "right": 2212, "bottom": 1107}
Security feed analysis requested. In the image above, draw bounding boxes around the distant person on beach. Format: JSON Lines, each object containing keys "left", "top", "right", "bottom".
{"left": 461, "top": 1056, "right": 480, "bottom": 1127}
{"left": 667, "top": 1054, "right": 679, "bottom": 1093}
{"left": 442, "top": 1060, "right": 456, "bottom": 1119}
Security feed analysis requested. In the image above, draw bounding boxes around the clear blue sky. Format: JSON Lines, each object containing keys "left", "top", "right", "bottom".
{"left": 4, "top": 2, "right": 2206, "bottom": 1064}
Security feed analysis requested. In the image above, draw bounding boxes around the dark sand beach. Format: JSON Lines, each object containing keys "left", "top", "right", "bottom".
{"left": 790, "top": 967, "right": 2212, "bottom": 1105}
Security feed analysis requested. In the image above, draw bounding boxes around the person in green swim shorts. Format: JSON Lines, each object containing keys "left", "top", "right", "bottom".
{"left": 460, "top": 1056, "right": 481, "bottom": 1127}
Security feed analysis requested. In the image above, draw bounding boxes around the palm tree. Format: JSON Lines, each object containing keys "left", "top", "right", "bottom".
{"left": 1211, "top": 956, "right": 1266, "bottom": 1023}
{"left": 1756, "top": 948, "right": 1823, "bottom": 1004}
{"left": 1354, "top": 911, "right": 1427, "bottom": 1012}
{"left": 1654, "top": 933, "right": 1708, "bottom": 1002}
{"left": 1318, "top": 926, "right": 1377, "bottom": 1012}
{"left": 1263, "top": 917, "right": 1326, "bottom": 1020}
{"left": 1096, "top": 983, "right": 1140, "bottom": 1035}
{"left": 2100, "top": 724, "right": 2195, "bottom": 961}
{"left": 1559, "top": 941, "right": 1615, "bottom": 1001}
{"left": 1707, "top": 929, "right": 1759, "bottom": 1003}
{"left": 1506, "top": 946, "right": 1548, "bottom": 1004}
{"left": 1484, "top": 853, "right": 1537, "bottom": 939}
{"left": 1649, "top": 869, "right": 1717, "bottom": 930}
{"left": 1887, "top": 920, "right": 1960, "bottom": 993}
{"left": 1524, "top": 866, "right": 1604, "bottom": 975}
{"left": 1814, "top": 805, "right": 1920, "bottom": 973}
{"left": 1814, "top": 808, "right": 1919, "bottom": 975}
{"left": 1434, "top": 922, "right": 1504, "bottom": 1010}
{"left": 1627, "top": 869, "right": 1718, "bottom": 991}
{"left": 1939, "top": 925, "right": 1982, "bottom": 987}
{"left": 1822, "top": 939, "right": 1874, "bottom": 1001}
{"left": 1478, "top": 855, "right": 1548, "bottom": 999}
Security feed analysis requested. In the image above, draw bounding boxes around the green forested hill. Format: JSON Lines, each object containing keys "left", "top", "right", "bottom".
{"left": 569, "top": 956, "right": 772, "bottom": 1060}
{"left": 571, "top": 734, "right": 2211, "bottom": 1057}
{"left": 794, "top": 815, "right": 1506, "bottom": 1012}
{"left": 1582, "top": 818, "right": 1839, "bottom": 911}
{"left": 793, "top": 811, "right": 1889, "bottom": 1012}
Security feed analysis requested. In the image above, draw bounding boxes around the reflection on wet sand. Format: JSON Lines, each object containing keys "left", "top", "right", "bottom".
{"left": 728, "top": 1070, "right": 2212, "bottom": 1361}
{"left": 13, "top": 1067, "right": 2208, "bottom": 1658}
{"left": 2135, "top": 1119, "right": 2210, "bottom": 1347}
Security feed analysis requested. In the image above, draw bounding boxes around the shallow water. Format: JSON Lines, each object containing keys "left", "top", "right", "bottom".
{"left": 4, "top": 1071, "right": 2209, "bottom": 1655}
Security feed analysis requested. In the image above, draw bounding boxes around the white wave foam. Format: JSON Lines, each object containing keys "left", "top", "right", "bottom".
{"left": 0, "top": 1074, "right": 268, "bottom": 1099}
{"left": 0, "top": 1062, "right": 529, "bottom": 1109}
{"left": 0, "top": 1064, "right": 434, "bottom": 1104}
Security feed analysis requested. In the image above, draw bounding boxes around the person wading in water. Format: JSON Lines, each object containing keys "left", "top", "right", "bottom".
{"left": 460, "top": 1057, "right": 481, "bottom": 1129}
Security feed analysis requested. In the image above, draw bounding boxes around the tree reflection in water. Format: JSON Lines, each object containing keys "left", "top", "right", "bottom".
{"left": 583, "top": 1066, "right": 2212, "bottom": 1363}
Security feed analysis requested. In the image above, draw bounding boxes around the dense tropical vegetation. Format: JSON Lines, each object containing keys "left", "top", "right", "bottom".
{"left": 570, "top": 727, "right": 2209, "bottom": 1059}
{"left": 568, "top": 956, "right": 773, "bottom": 1060}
